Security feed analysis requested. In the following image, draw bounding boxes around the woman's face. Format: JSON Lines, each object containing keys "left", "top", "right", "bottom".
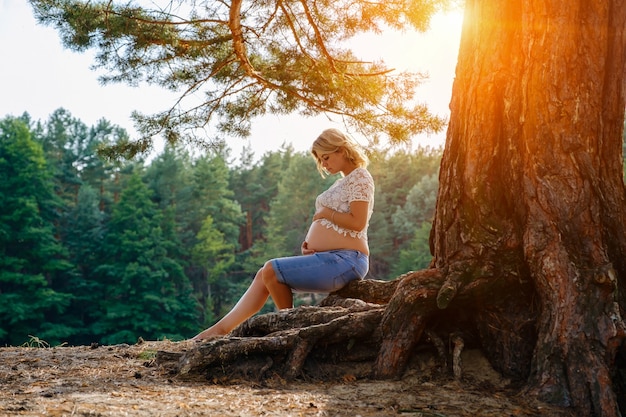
{"left": 319, "top": 148, "right": 350, "bottom": 175}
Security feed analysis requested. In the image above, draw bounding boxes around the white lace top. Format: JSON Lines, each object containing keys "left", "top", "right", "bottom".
{"left": 315, "top": 167, "right": 375, "bottom": 240}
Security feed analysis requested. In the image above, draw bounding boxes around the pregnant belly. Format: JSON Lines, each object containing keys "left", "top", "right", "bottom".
{"left": 305, "top": 220, "right": 369, "bottom": 255}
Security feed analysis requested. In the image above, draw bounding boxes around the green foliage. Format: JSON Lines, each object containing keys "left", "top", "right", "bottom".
{"left": 51, "top": 185, "right": 106, "bottom": 345}
{"left": 367, "top": 147, "right": 442, "bottom": 278}
{"left": 94, "top": 172, "right": 197, "bottom": 344}
{"left": 0, "top": 117, "right": 73, "bottom": 346}
{"left": 192, "top": 215, "right": 236, "bottom": 325}
{"left": 230, "top": 146, "right": 294, "bottom": 252}
{"left": 187, "top": 152, "right": 245, "bottom": 320}
{"left": 391, "top": 173, "right": 438, "bottom": 243}
{"left": 191, "top": 153, "right": 244, "bottom": 246}
{"left": 391, "top": 221, "right": 434, "bottom": 276}
{"left": 30, "top": 0, "right": 447, "bottom": 156}
{"left": 193, "top": 216, "right": 235, "bottom": 281}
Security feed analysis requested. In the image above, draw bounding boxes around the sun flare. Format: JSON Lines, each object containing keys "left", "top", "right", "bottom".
{"left": 348, "top": 8, "right": 464, "bottom": 74}
{"left": 400, "top": 8, "right": 465, "bottom": 72}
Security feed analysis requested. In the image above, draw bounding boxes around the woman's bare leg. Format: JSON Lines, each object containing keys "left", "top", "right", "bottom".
{"left": 192, "top": 268, "right": 270, "bottom": 340}
{"left": 192, "top": 262, "right": 293, "bottom": 340}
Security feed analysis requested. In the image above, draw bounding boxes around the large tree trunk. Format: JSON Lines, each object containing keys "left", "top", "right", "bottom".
{"left": 380, "top": 1, "right": 626, "bottom": 415}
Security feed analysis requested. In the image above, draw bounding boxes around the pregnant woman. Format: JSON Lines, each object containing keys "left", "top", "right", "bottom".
{"left": 193, "top": 128, "right": 375, "bottom": 341}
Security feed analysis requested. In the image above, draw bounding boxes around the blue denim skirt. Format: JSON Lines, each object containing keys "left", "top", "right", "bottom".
{"left": 270, "top": 250, "right": 369, "bottom": 293}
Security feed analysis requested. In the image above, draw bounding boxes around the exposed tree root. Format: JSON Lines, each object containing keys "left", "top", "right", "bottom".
{"left": 425, "top": 329, "right": 447, "bottom": 369}
{"left": 159, "top": 300, "right": 385, "bottom": 381}
{"left": 451, "top": 333, "right": 465, "bottom": 381}
{"left": 156, "top": 273, "right": 499, "bottom": 384}
{"left": 374, "top": 269, "right": 443, "bottom": 379}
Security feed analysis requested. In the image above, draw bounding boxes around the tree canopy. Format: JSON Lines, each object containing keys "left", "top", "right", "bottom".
{"left": 30, "top": 0, "right": 448, "bottom": 156}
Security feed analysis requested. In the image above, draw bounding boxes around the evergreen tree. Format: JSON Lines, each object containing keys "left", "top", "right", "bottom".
{"left": 192, "top": 215, "right": 235, "bottom": 325}
{"left": 191, "top": 152, "right": 243, "bottom": 245}
{"left": 391, "top": 221, "right": 433, "bottom": 277}
{"left": 230, "top": 147, "right": 290, "bottom": 252}
{"left": 144, "top": 145, "right": 193, "bottom": 267}
{"left": 391, "top": 173, "right": 438, "bottom": 247}
{"left": 145, "top": 145, "right": 192, "bottom": 214}
{"left": 31, "top": 1, "right": 626, "bottom": 410}
{"left": 213, "top": 147, "right": 297, "bottom": 316}
{"left": 0, "top": 117, "right": 73, "bottom": 346}
{"left": 31, "top": 110, "right": 132, "bottom": 344}
{"left": 94, "top": 172, "right": 197, "bottom": 344}
{"left": 62, "top": 184, "right": 107, "bottom": 344}
{"left": 367, "top": 147, "right": 441, "bottom": 278}
{"left": 32, "top": 108, "right": 88, "bottom": 208}
{"left": 79, "top": 118, "right": 130, "bottom": 214}
{"left": 0, "top": 111, "right": 143, "bottom": 346}
{"left": 188, "top": 152, "right": 244, "bottom": 319}
{"left": 229, "top": 145, "right": 258, "bottom": 252}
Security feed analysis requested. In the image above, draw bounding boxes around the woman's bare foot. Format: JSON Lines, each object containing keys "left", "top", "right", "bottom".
{"left": 192, "top": 326, "right": 227, "bottom": 341}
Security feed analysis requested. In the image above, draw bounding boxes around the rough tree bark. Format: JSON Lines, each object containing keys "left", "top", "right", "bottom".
{"left": 378, "top": 1, "right": 626, "bottom": 415}
{"left": 159, "top": 1, "right": 626, "bottom": 415}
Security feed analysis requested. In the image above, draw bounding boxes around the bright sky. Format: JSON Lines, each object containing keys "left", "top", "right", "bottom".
{"left": 0, "top": 0, "right": 462, "bottom": 159}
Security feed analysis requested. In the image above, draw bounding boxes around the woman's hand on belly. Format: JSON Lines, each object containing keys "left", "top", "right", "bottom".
{"left": 301, "top": 241, "right": 315, "bottom": 255}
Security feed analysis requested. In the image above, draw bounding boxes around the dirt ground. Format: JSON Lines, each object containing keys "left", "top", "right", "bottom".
{"left": 0, "top": 340, "right": 577, "bottom": 417}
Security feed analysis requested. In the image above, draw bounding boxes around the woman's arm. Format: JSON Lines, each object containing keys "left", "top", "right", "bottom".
{"left": 312, "top": 200, "right": 369, "bottom": 232}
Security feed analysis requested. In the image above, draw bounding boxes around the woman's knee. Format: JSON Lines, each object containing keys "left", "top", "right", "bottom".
{"left": 261, "top": 262, "right": 278, "bottom": 285}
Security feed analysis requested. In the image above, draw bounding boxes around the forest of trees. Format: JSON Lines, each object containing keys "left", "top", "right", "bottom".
{"left": 0, "top": 108, "right": 442, "bottom": 347}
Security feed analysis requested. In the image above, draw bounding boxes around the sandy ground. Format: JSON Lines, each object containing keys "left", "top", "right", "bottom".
{"left": 0, "top": 340, "right": 577, "bottom": 417}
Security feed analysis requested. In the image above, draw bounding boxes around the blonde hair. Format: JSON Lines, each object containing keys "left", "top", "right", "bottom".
{"left": 311, "top": 128, "right": 369, "bottom": 177}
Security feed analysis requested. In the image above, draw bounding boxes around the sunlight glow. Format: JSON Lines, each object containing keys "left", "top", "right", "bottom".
{"left": 384, "top": 10, "right": 464, "bottom": 73}
{"left": 344, "top": 8, "right": 464, "bottom": 149}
